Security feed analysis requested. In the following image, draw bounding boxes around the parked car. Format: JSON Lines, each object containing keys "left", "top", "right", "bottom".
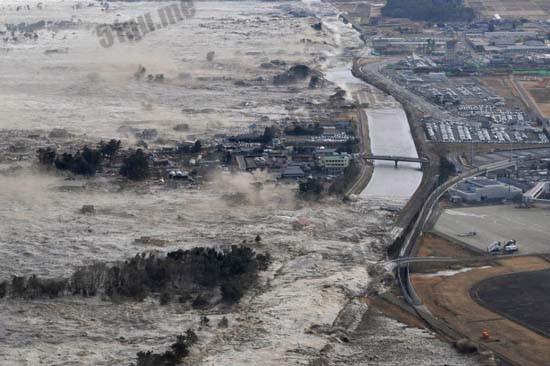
{"left": 487, "top": 241, "right": 502, "bottom": 253}
{"left": 487, "top": 240, "right": 518, "bottom": 254}
{"left": 503, "top": 240, "right": 518, "bottom": 253}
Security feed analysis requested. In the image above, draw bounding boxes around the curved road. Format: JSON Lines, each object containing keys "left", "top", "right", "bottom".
{"left": 397, "top": 157, "right": 544, "bottom": 305}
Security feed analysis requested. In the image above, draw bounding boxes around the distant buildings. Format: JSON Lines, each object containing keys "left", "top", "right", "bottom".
{"left": 373, "top": 37, "right": 450, "bottom": 55}
{"left": 222, "top": 119, "right": 356, "bottom": 179}
{"left": 466, "top": 30, "right": 550, "bottom": 54}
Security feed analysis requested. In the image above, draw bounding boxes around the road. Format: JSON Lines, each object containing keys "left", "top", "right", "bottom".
{"left": 397, "top": 157, "right": 547, "bottom": 305}
{"left": 356, "top": 59, "right": 456, "bottom": 122}
{"left": 511, "top": 76, "right": 547, "bottom": 123}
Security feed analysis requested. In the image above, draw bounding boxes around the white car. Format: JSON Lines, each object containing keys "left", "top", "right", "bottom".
{"left": 503, "top": 240, "right": 518, "bottom": 253}
{"left": 487, "top": 240, "right": 518, "bottom": 254}
{"left": 487, "top": 241, "right": 502, "bottom": 253}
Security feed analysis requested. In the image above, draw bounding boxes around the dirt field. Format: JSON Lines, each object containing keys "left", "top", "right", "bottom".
{"left": 466, "top": 0, "right": 550, "bottom": 19}
{"left": 413, "top": 256, "right": 550, "bottom": 366}
{"left": 519, "top": 81, "right": 550, "bottom": 119}
{"left": 471, "top": 269, "right": 550, "bottom": 338}
{"left": 416, "top": 232, "right": 480, "bottom": 258}
{"left": 479, "top": 77, "right": 529, "bottom": 112}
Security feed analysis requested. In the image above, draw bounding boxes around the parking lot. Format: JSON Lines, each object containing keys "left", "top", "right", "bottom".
{"left": 424, "top": 120, "right": 548, "bottom": 144}
{"left": 394, "top": 73, "right": 550, "bottom": 145}
{"left": 434, "top": 204, "right": 550, "bottom": 254}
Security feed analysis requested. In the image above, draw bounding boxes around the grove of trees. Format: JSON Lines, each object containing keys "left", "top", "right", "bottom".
{"left": 284, "top": 122, "right": 324, "bottom": 136}
{"left": 298, "top": 177, "right": 324, "bottom": 199}
{"left": 0, "top": 246, "right": 271, "bottom": 306}
{"left": 131, "top": 329, "right": 198, "bottom": 366}
{"left": 439, "top": 156, "right": 457, "bottom": 184}
{"left": 37, "top": 139, "right": 122, "bottom": 176}
{"left": 119, "top": 149, "right": 150, "bottom": 181}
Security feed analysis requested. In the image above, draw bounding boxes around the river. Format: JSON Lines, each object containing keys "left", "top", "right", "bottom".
{"left": 359, "top": 107, "right": 423, "bottom": 203}
{"left": 320, "top": 12, "right": 423, "bottom": 205}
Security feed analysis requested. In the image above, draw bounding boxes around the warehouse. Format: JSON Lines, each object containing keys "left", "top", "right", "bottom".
{"left": 449, "top": 177, "right": 522, "bottom": 202}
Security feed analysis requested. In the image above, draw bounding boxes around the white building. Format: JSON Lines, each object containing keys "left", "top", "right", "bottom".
{"left": 450, "top": 178, "right": 522, "bottom": 203}
{"left": 319, "top": 153, "right": 351, "bottom": 173}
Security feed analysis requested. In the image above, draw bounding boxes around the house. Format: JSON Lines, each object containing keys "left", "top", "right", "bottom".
{"left": 281, "top": 165, "right": 305, "bottom": 179}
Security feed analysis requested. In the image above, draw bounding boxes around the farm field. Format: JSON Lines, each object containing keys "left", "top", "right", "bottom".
{"left": 466, "top": 0, "right": 550, "bottom": 19}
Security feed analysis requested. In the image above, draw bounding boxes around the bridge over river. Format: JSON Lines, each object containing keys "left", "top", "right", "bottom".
{"left": 363, "top": 154, "right": 429, "bottom": 168}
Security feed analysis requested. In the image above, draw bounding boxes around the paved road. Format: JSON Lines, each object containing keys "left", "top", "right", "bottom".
{"left": 435, "top": 205, "right": 550, "bottom": 255}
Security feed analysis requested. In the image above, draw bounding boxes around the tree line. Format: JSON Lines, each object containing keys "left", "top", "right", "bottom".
{"left": 284, "top": 122, "right": 324, "bottom": 136}
{"left": 0, "top": 246, "right": 271, "bottom": 306}
{"left": 37, "top": 140, "right": 151, "bottom": 181}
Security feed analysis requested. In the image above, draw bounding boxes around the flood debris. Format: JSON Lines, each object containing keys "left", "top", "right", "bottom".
{"left": 273, "top": 64, "right": 312, "bottom": 85}
{"left": 454, "top": 339, "right": 479, "bottom": 354}
{"left": 133, "top": 236, "right": 167, "bottom": 246}
{"left": 311, "top": 22, "right": 323, "bottom": 31}
{"left": 80, "top": 205, "right": 96, "bottom": 214}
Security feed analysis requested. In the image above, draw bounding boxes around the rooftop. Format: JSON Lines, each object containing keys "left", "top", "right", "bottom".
{"left": 470, "top": 178, "right": 501, "bottom": 187}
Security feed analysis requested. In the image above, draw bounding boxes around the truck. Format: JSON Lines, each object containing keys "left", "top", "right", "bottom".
{"left": 487, "top": 240, "right": 518, "bottom": 254}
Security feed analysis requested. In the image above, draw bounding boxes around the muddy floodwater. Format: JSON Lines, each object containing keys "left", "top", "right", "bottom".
{"left": 0, "top": 1, "right": 475, "bottom": 365}
{"left": 0, "top": 0, "right": 329, "bottom": 137}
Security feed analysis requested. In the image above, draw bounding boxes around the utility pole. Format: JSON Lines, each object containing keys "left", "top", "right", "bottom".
{"left": 508, "top": 141, "right": 512, "bottom": 197}
{"left": 470, "top": 139, "right": 474, "bottom": 166}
